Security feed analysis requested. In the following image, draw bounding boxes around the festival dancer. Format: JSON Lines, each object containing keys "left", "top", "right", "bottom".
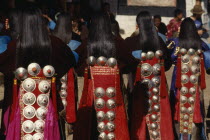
{"left": 73, "top": 13, "right": 130, "bottom": 140}
{"left": 168, "top": 18, "right": 210, "bottom": 140}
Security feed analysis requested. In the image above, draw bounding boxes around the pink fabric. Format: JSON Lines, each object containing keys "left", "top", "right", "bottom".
{"left": 167, "top": 19, "right": 182, "bottom": 38}
{"left": 3, "top": 107, "right": 10, "bottom": 135}
{"left": 6, "top": 97, "right": 60, "bottom": 140}
{"left": 6, "top": 103, "right": 21, "bottom": 140}
{"left": 44, "top": 100, "right": 60, "bottom": 140}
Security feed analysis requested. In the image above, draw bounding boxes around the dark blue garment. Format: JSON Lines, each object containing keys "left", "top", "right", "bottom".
{"left": 0, "top": 36, "right": 11, "bottom": 54}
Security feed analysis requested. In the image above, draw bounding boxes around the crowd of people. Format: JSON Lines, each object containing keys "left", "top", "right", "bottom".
{"left": 0, "top": 1, "right": 210, "bottom": 140}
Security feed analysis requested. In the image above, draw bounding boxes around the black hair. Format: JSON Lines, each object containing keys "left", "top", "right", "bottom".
{"left": 103, "top": 2, "right": 110, "bottom": 8}
{"left": 87, "top": 13, "right": 115, "bottom": 58}
{"left": 154, "top": 15, "right": 161, "bottom": 20}
{"left": 8, "top": 9, "right": 22, "bottom": 39}
{"left": 136, "top": 11, "right": 160, "bottom": 52}
{"left": 179, "top": 18, "right": 202, "bottom": 50}
{"left": 174, "top": 9, "right": 183, "bottom": 17}
{"left": 53, "top": 12, "right": 72, "bottom": 44}
{"left": 16, "top": 7, "right": 51, "bottom": 68}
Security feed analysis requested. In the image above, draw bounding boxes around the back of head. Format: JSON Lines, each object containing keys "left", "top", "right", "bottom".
{"left": 88, "top": 12, "right": 115, "bottom": 58}
{"left": 16, "top": 7, "right": 51, "bottom": 68}
{"left": 179, "top": 18, "right": 201, "bottom": 50}
{"left": 174, "top": 9, "right": 183, "bottom": 18}
{"left": 9, "top": 8, "right": 22, "bottom": 39}
{"left": 136, "top": 11, "right": 160, "bottom": 52}
{"left": 53, "top": 12, "right": 72, "bottom": 44}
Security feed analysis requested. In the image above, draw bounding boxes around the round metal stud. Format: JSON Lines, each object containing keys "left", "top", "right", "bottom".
{"left": 148, "top": 99, "right": 152, "bottom": 106}
{"left": 34, "top": 120, "right": 45, "bottom": 133}
{"left": 95, "top": 98, "right": 105, "bottom": 109}
{"left": 98, "top": 132, "right": 107, "bottom": 140}
{"left": 181, "top": 74, "right": 189, "bottom": 84}
{"left": 43, "top": 65, "right": 55, "bottom": 77}
{"left": 180, "top": 96, "right": 187, "bottom": 104}
{"left": 151, "top": 131, "right": 159, "bottom": 139}
{"left": 180, "top": 87, "right": 188, "bottom": 95}
{"left": 147, "top": 91, "right": 152, "bottom": 97}
{"left": 96, "top": 111, "right": 105, "bottom": 122}
{"left": 192, "top": 56, "right": 201, "bottom": 64}
{"left": 106, "top": 122, "right": 115, "bottom": 132}
{"left": 107, "top": 133, "right": 115, "bottom": 140}
{"left": 37, "top": 94, "right": 49, "bottom": 107}
{"left": 22, "top": 78, "right": 36, "bottom": 92}
{"left": 153, "top": 104, "right": 160, "bottom": 112}
{"left": 36, "top": 107, "right": 48, "bottom": 120}
{"left": 22, "top": 120, "right": 35, "bottom": 133}
{"left": 188, "top": 107, "right": 193, "bottom": 114}
{"left": 181, "top": 107, "right": 187, "bottom": 114}
{"left": 150, "top": 114, "right": 158, "bottom": 121}
{"left": 181, "top": 64, "right": 189, "bottom": 73}
{"left": 188, "top": 48, "right": 195, "bottom": 55}
{"left": 15, "top": 67, "right": 28, "bottom": 80}
{"left": 27, "top": 63, "right": 41, "bottom": 76}
{"left": 141, "top": 63, "right": 153, "bottom": 77}
{"left": 190, "top": 75, "right": 198, "bottom": 84}
{"left": 180, "top": 48, "right": 187, "bottom": 55}
{"left": 97, "top": 122, "right": 106, "bottom": 132}
{"left": 153, "top": 64, "right": 161, "bottom": 75}
{"left": 152, "top": 87, "right": 159, "bottom": 95}
{"left": 107, "top": 58, "right": 117, "bottom": 68}
{"left": 22, "top": 92, "right": 36, "bottom": 106}
{"left": 197, "top": 49, "right": 202, "bottom": 55}
{"left": 87, "top": 56, "right": 96, "bottom": 66}
{"left": 183, "top": 129, "right": 188, "bottom": 134}
{"left": 23, "top": 134, "right": 33, "bottom": 140}
{"left": 148, "top": 107, "right": 152, "bottom": 113}
{"left": 147, "top": 51, "right": 155, "bottom": 60}
{"left": 155, "top": 50, "right": 163, "bottom": 58}
{"left": 150, "top": 123, "right": 158, "bottom": 130}
{"left": 106, "top": 87, "right": 116, "bottom": 98}
{"left": 106, "top": 111, "right": 115, "bottom": 121}
{"left": 23, "top": 105, "right": 36, "bottom": 119}
{"left": 191, "top": 65, "right": 200, "bottom": 74}
{"left": 142, "top": 79, "right": 153, "bottom": 89}
{"left": 38, "top": 80, "right": 51, "bottom": 93}
{"left": 182, "top": 55, "right": 190, "bottom": 64}
{"left": 106, "top": 99, "right": 116, "bottom": 109}
{"left": 59, "top": 90, "right": 67, "bottom": 98}
{"left": 95, "top": 87, "right": 105, "bottom": 98}
{"left": 152, "top": 95, "right": 159, "bottom": 103}
{"left": 189, "top": 87, "right": 196, "bottom": 95}
{"left": 188, "top": 97, "right": 195, "bottom": 104}
{"left": 60, "top": 75, "right": 67, "bottom": 82}
{"left": 151, "top": 77, "right": 160, "bottom": 87}
{"left": 62, "top": 99, "right": 67, "bottom": 107}
{"left": 97, "top": 56, "right": 107, "bottom": 66}
{"left": 61, "top": 83, "right": 67, "bottom": 90}
{"left": 183, "top": 114, "right": 189, "bottom": 121}
{"left": 32, "top": 133, "right": 44, "bottom": 140}
{"left": 141, "top": 52, "right": 147, "bottom": 61}
{"left": 183, "top": 122, "right": 189, "bottom": 127}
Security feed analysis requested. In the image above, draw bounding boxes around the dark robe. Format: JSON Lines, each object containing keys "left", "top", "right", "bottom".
{"left": 75, "top": 36, "right": 134, "bottom": 77}
{"left": 0, "top": 35, "right": 76, "bottom": 135}
{"left": 123, "top": 35, "right": 174, "bottom": 139}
